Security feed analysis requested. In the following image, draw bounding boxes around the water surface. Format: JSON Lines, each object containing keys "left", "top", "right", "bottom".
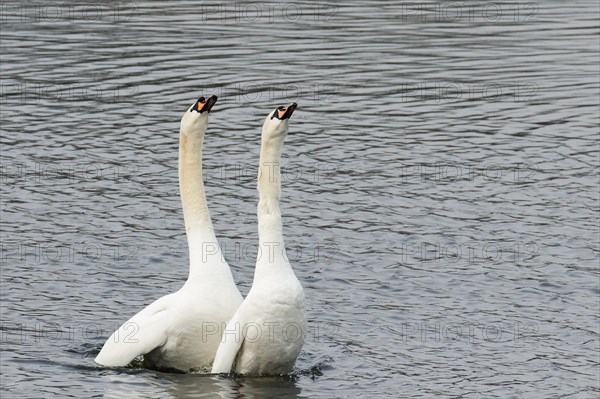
{"left": 1, "top": 1, "right": 599, "bottom": 397}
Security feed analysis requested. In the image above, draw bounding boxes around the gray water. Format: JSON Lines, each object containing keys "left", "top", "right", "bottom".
{"left": 1, "top": 1, "right": 599, "bottom": 398}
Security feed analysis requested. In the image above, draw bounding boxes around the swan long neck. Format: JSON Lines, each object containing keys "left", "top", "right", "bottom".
{"left": 179, "top": 125, "right": 220, "bottom": 270}
{"left": 256, "top": 132, "right": 289, "bottom": 269}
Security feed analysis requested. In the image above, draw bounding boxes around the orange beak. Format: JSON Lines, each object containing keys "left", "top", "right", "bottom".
{"left": 273, "top": 102, "right": 298, "bottom": 120}
{"left": 194, "top": 95, "right": 218, "bottom": 113}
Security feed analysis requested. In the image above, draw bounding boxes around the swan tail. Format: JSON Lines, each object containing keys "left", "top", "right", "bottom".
{"left": 95, "top": 294, "right": 174, "bottom": 367}
{"left": 211, "top": 310, "right": 246, "bottom": 374}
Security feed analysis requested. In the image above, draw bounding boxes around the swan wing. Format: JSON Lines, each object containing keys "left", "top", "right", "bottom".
{"left": 95, "top": 293, "right": 174, "bottom": 367}
{"left": 211, "top": 308, "right": 246, "bottom": 373}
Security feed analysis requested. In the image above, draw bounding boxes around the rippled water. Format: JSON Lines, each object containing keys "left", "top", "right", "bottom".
{"left": 1, "top": 1, "right": 599, "bottom": 397}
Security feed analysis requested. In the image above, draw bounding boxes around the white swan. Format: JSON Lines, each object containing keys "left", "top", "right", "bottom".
{"left": 211, "top": 103, "right": 307, "bottom": 376}
{"left": 95, "top": 95, "right": 243, "bottom": 372}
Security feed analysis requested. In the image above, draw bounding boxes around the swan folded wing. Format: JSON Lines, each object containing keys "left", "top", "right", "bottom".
{"left": 211, "top": 310, "right": 246, "bottom": 374}
{"left": 95, "top": 294, "right": 174, "bottom": 367}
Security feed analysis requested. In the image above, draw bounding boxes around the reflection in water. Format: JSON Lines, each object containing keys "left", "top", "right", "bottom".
{"left": 100, "top": 371, "right": 303, "bottom": 399}
{"left": 169, "top": 375, "right": 302, "bottom": 399}
{"left": 1, "top": 0, "right": 598, "bottom": 397}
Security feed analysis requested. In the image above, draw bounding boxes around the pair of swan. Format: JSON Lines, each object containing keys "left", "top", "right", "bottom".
{"left": 95, "top": 96, "right": 306, "bottom": 376}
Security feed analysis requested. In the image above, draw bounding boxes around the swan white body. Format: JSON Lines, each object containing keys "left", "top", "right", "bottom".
{"left": 95, "top": 96, "right": 243, "bottom": 372}
{"left": 212, "top": 103, "right": 306, "bottom": 376}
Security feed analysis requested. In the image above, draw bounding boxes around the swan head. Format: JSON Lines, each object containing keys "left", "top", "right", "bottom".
{"left": 262, "top": 102, "right": 298, "bottom": 141}
{"left": 180, "top": 95, "right": 218, "bottom": 135}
